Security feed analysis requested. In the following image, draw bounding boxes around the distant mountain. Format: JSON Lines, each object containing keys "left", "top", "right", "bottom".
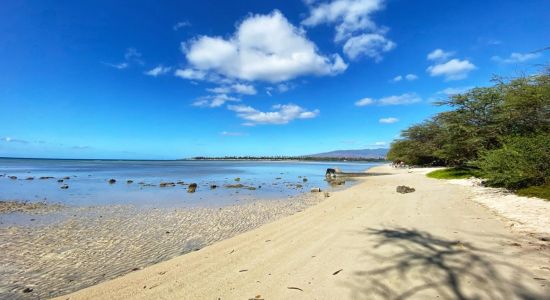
{"left": 307, "top": 148, "right": 388, "bottom": 159}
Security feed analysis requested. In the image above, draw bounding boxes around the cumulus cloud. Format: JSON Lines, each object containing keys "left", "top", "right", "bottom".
{"left": 343, "top": 33, "right": 395, "bottom": 61}
{"left": 427, "top": 48, "right": 454, "bottom": 61}
{"left": 228, "top": 103, "right": 319, "bottom": 125}
{"left": 379, "top": 117, "right": 398, "bottom": 124}
{"left": 427, "top": 58, "right": 476, "bottom": 81}
{"left": 392, "top": 73, "right": 418, "bottom": 82}
{"left": 355, "top": 97, "right": 375, "bottom": 106}
{"left": 207, "top": 83, "right": 257, "bottom": 95}
{"left": 192, "top": 94, "right": 240, "bottom": 108}
{"left": 177, "top": 10, "right": 347, "bottom": 83}
{"left": 173, "top": 21, "right": 191, "bottom": 31}
{"left": 174, "top": 68, "right": 207, "bottom": 80}
{"left": 303, "top": 0, "right": 395, "bottom": 61}
{"left": 144, "top": 65, "right": 172, "bottom": 77}
{"left": 491, "top": 52, "right": 541, "bottom": 64}
{"left": 378, "top": 93, "right": 421, "bottom": 105}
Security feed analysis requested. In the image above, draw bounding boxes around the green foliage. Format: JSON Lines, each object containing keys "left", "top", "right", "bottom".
{"left": 426, "top": 168, "right": 481, "bottom": 179}
{"left": 476, "top": 133, "right": 550, "bottom": 189}
{"left": 517, "top": 184, "right": 550, "bottom": 201}
{"left": 389, "top": 69, "right": 550, "bottom": 194}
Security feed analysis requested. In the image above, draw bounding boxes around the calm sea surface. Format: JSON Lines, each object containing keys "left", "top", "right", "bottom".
{"left": 0, "top": 158, "right": 381, "bottom": 208}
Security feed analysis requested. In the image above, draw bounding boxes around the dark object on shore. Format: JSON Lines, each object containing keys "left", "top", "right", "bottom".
{"left": 108, "top": 179, "right": 116, "bottom": 184}
{"left": 234, "top": 177, "right": 241, "bottom": 182}
{"left": 188, "top": 183, "right": 197, "bottom": 193}
{"left": 9, "top": 176, "right": 17, "bottom": 180}
{"left": 396, "top": 186, "right": 415, "bottom": 193}
{"left": 60, "top": 184, "right": 69, "bottom": 189}
{"left": 39, "top": 176, "right": 54, "bottom": 180}
{"left": 324, "top": 192, "right": 330, "bottom": 198}
{"left": 332, "top": 269, "right": 343, "bottom": 275}
{"left": 22, "top": 287, "right": 33, "bottom": 293}
{"left": 287, "top": 287, "right": 304, "bottom": 292}
{"left": 160, "top": 182, "right": 176, "bottom": 187}
{"left": 311, "top": 187, "right": 321, "bottom": 193}
{"left": 127, "top": 180, "right": 134, "bottom": 184}
{"left": 210, "top": 184, "right": 218, "bottom": 189}
{"left": 26, "top": 177, "right": 34, "bottom": 180}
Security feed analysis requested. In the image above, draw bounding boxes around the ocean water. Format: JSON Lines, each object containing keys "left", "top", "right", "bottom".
{"left": 0, "top": 158, "right": 381, "bottom": 208}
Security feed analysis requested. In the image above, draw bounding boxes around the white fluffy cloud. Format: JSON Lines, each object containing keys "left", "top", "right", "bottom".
{"left": 193, "top": 94, "right": 240, "bottom": 108}
{"left": 491, "top": 52, "right": 541, "bottom": 64}
{"left": 303, "top": 0, "right": 394, "bottom": 61}
{"left": 207, "top": 83, "right": 257, "bottom": 95}
{"left": 178, "top": 10, "right": 347, "bottom": 83}
{"left": 355, "top": 97, "right": 375, "bottom": 106}
{"left": 378, "top": 93, "right": 421, "bottom": 105}
{"left": 379, "top": 117, "right": 398, "bottom": 124}
{"left": 392, "top": 73, "right": 418, "bottom": 82}
{"left": 427, "top": 58, "right": 476, "bottom": 81}
{"left": 343, "top": 33, "right": 395, "bottom": 61}
{"left": 174, "top": 68, "right": 207, "bottom": 80}
{"left": 144, "top": 65, "right": 171, "bottom": 77}
{"left": 228, "top": 103, "right": 319, "bottom": 125}
{"left": 427, "top": 48, "right": 454, "bottom": 61}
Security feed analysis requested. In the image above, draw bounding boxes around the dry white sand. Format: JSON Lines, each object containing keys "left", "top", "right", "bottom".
{"left": 58, "top": 165, "right": 550, "bottom": 299}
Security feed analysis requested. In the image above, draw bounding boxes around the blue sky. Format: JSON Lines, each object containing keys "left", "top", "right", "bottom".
{"left": 1, "top": 0, "right": 548, "bottom": 159}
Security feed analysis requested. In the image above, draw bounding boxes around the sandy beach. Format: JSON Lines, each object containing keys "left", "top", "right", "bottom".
{"left": 55, "top": 165, "right": 550, "bottom": 299}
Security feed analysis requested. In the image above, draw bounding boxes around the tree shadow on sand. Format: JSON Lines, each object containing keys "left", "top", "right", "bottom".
{"left": 342, "top": 228, "right": 548, "bottom": 299}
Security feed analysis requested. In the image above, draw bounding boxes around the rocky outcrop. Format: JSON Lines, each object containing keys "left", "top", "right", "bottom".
{"left": 396, "top": 186, "right": 415, "bottom": 193}
{"left": 188, "top": 183, "right": 197, "bottom": 193}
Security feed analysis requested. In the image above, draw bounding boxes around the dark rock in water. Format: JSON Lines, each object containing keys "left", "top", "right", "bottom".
{"left": 26, "top": 177, "right": 34, "bottom": 180}
{"left": 303, "top": 177, "right": 308, "bottom": 182}
{"left": 39, "top": 176, "right": 54, "bottom": 180}
{"left": 296, "top": 184, "right": 303, "bottom": 188}
{"left": 108, "top": 179, "right": 116, "bottom": 184}
{"left": 9, "top": 176, "right": 17, "bottom": 180}
{"left": 225, "top": 184, "right": 245, "bottom": 188}
{"left": 311, "top": 187, "right": 322, "bottom": 193}
{"left": 210, "top": 184, "right": 218, "bottom": 189}
{"left": 246, "top": 186, "right": 257, "bottom": 190}
{"left": 188, "top": 183, "right": 197, "bottom": 193}
{"left": 22, "top": 287, "right": 33, "bottom": 293}
{"left": 63, "top": 176, "right": 70, "bottom": 180}
{"left": 57, "top": 179, "right": 64, "bottom": 183}
{"left": 275, "top": 177, "right": 282, "bottom": 180}
{"left": 60, "top": 184, "right": 69, "bottom": 189}
{"left": 127, "top": 180, "right": 134, "bottom": 184}
{"left": 234, "top": 177, "right": 241, "bottom": 182}
{"left": 396, "top": 186, "right": 415, "bottom": 194}
{"left": 177, "top": 181, "right": 185, "bottom": 185}
{"left": 159, "top": 182, "right": 176, "bottom": 187}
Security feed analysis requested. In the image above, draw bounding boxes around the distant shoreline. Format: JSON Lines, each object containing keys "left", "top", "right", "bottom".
{"left": 0, "top": 156, "right": 388, "bottom": 163}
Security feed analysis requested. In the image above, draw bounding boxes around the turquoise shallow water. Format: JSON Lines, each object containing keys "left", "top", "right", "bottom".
{"left": 0, "top": 158, "right": 381, "bottom": 208}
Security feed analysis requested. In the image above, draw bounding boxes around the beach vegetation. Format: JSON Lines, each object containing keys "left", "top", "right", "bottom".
{"left": 388, "top": 69, "right": 550, "bottom": 199}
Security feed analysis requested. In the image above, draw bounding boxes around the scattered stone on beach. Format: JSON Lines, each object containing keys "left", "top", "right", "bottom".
{"left": 26, "top": 177, "right": 34, "bottom": 180}
{"left": 234, "top": 177, "right": 241, "bottom": 182}
{"left": 396, "top": 185, "right": 415, "bottom": 194}
{"left": 127, "top": 180, "right": 134, "bottom": 184}
{"left": 60, "top": 184, "right": 69, "bottom": 189}
{"left": 9, "top": 176, "right": 17, "bottom": 180}
{"left": 39, "top": 176, "right": 54, "bottom": 180}
{"left": 159, "top": 182, "right": 176, "bottom": 187}
{"left": 328, "top": 179, "right": 345, "bottom": 186}
{"left": 187, "top": 183, "right": 197, "bottom": 193}
{"left": 210, "top": 184, "right": 218, "bottom": 189}
{"left": 108, "top": 179, "right": 116, "bottom": 184}
{"left": 324, "top": 192, "right": 330, "bottom": 198}
{"left": 311, "top": 187, "right": 321, "bottom": 193}
{"left": 22, "top": 287, "right": 33, "bottom": 293}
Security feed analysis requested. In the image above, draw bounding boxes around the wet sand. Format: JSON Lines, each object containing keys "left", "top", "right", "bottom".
{"left": 0, "top": 194, "right": 324, "bottom": 299}
{"left": 58, "top": 165, "right": 550, "bottom": 299}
